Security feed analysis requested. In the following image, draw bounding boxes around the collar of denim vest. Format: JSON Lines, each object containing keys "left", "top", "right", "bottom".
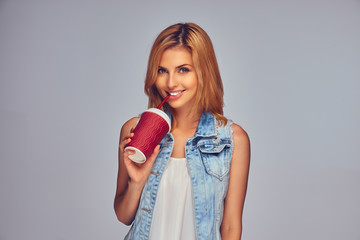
{"left": 193, "top": 111, "right": 217, "bottom": 137}
{"left": 163, "top": 108, "right": 217, "bottom": 138}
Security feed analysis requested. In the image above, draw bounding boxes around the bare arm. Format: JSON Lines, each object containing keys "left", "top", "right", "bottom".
{"left": 221, "top": 123, "right": 250, "bottom": 240}
{"left": 114, "top": 117, "right": 160, "bottom": 225}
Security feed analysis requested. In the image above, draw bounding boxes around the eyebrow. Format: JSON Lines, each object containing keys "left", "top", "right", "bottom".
{"left": 158, "top": 64, "right": 193, "bottom": 70}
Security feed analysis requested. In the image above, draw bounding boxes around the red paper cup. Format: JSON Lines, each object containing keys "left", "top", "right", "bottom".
{"left": 124, "top": 108, "right": 171, "bottom": 163}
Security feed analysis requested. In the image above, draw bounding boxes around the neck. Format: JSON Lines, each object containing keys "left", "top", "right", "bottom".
{"left": 171, "top": 109, "right": 202, "bottom": 130}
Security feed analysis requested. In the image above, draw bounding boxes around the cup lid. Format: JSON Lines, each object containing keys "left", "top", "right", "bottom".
{"left": 145, "top": 108, "right": 171, "bottom": 132}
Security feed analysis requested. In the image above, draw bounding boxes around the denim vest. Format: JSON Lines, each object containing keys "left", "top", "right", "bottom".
{"left": 125, "top": 111, "right": 233, "bottom": 240}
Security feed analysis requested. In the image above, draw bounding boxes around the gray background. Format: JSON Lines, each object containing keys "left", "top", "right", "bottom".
{"left": 0, "top": 0, "right": 359, "bottom": 239}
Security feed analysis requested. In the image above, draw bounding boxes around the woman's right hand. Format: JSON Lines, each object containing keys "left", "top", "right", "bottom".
{"left": 119, "top": 127, "right": 160, "bottom": 187}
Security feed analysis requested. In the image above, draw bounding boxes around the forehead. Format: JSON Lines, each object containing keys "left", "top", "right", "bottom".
{"left": 159, "top": 46, "right": 193, "bottom": 66}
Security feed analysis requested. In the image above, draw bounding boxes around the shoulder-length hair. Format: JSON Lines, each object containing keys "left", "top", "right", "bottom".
{"left": 144, "top": 22, "right": 227, "bottom": 125}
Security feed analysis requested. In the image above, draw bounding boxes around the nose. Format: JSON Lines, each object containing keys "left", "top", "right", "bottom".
{"left": 167, "top": 72, "right": 178, "bottom": 90}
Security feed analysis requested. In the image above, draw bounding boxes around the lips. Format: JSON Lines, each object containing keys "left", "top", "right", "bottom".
{"left": 166, "top": 90, "right": 185, "bottom": 96}
{"left": 166, "top": 90, "right": 185, "bottom": 100}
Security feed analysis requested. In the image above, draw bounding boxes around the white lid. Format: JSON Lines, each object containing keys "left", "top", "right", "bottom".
{"left": 145, "top": 108, "right": 171, "bottom": 132}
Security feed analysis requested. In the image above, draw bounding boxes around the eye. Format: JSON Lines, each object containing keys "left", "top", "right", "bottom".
{"left": 179, "top": 67, "right": 190, "bottom": 73}
{"left": 157, "top": 67, "right": 167, "bottom": 74}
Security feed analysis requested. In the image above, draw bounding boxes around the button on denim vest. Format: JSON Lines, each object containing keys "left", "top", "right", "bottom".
{"left": 125, "top": 111, "right": 233, "bottom": 240}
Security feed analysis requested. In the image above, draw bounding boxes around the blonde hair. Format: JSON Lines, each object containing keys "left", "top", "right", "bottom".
{"left": 144, "top": 23, "right": 227, "bottom": 125}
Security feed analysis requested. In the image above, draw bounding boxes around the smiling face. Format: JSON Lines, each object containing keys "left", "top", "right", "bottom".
{"left": 155, "top": 46, "right": 198, "bottom": 114}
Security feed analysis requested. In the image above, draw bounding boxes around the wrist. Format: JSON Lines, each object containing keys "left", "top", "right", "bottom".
{"left": 127, "top": 178, "right": 146, "bottom": 192}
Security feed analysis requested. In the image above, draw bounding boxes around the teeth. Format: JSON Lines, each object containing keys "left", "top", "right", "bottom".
{"left": 169, "top": 91, "right": 183, "bottom": 96}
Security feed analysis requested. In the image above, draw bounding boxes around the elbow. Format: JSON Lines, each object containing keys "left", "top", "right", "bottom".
{"left": 114, "top": 208, "right": 134, "bottom": 226}
{"left": 114, "top": 201, "right": 134, "bottom": 226}
{"left": 116, "top": 214, "right": 133, "bottom": 226}
{"left": 221, "top": 222, "right": 242, "bottom": 239}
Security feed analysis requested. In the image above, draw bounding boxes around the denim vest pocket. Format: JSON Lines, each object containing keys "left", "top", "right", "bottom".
{"left": 199, "top": 143, "right": 231, "bottom": 181}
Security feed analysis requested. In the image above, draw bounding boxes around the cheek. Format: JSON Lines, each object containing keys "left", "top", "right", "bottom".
{"left": 190, "top": 75, "right": 198, "bottom": 89}
{"left": 154, "top": 79, "right": 164, "bottom": 94}
{"left": 155, "top": 75, "right": 165, "bottom": 86}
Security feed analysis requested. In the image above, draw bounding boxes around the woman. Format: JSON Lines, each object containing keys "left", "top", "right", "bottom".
{"left": 114, "top": 23, "right": 250, "bottom": 240}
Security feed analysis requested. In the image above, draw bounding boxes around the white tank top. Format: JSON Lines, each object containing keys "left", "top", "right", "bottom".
{"left": 149, "top": 157, "right": 196, "bottom": 240}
